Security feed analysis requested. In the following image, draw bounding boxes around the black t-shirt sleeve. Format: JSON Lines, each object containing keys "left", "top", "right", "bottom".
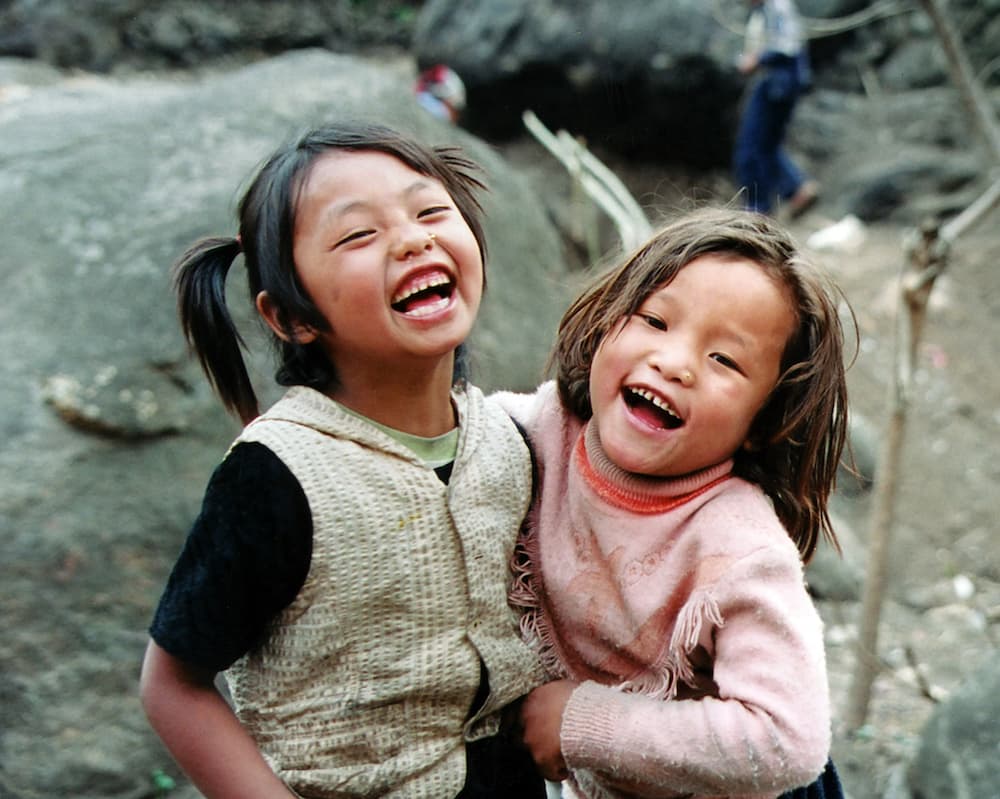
{"left": 149, "top": 441, "right": 312, "bottom": 672}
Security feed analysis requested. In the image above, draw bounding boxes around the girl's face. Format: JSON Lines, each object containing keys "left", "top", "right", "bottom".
{"left": 288, "top": 150, "right": 483, "bottom": 386}
{"left": 588, "top": 253, "right": 796, "bottom": 478}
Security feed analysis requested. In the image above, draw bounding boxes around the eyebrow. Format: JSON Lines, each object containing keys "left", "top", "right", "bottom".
{"left": 321, "top": 179, "right": 440, "bottom": 227}
{"left": 721, "top": 329, "right": 752, "bottom": 353}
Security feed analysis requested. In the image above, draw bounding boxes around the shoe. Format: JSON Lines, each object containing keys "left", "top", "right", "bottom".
{"left": 788, "top": 180, "right": 819, "bottom": 218}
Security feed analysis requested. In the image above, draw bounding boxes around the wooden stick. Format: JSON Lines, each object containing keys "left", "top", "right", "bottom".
{"left": 522, "top": 110, "right": 651, "bottom": 254}
{"left": 917, "top": 0, "right": 1000, "bottom": 163}
{"left": 845, "top": 221, "right": 948, "bottom": 729}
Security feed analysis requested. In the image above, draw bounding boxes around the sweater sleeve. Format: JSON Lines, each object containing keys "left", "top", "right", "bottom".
{"left": 488, "top": 386, "right": 543, "bottom": 428}
{"left": 148, "top": 441, "right": 313, "bottom": 672}
{"left": 559, "top": 545, "right": 830, "bottom": 797}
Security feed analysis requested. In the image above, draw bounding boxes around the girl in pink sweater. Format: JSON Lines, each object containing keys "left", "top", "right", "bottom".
{"left": 496, "top": 207, "right": 850, "bottom": 799}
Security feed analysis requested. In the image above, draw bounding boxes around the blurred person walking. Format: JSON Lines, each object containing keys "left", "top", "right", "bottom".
{"left": 733, "top": 0, "right": 818, "bottom": 217}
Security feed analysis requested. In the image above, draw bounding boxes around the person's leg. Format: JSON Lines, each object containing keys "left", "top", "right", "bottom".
{"left": 735, "top": 73, "right": 797, "bottom": 214}
{"left": 733, "top": 81, "right": 771, "bottom": 213}
{"left": 758, "top": 75, "right": 799, "bottom": 213}
{"left": 776, "top": 103, "right": 820, "bottom": 218}
{"left": 775, "top": 148, "right": 805, "bottom": 201}
{"left": 770, "top": 90, "right": 820, "bottom": 217}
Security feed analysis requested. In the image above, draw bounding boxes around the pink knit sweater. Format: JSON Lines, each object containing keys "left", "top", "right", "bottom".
{"left": 494, "top": 383, "right": 831, "bottom": 799}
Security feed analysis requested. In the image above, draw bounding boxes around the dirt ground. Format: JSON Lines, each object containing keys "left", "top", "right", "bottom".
{"left": 500, "top": 135, "right": 1000, "bottom": 799}
{"left": 801, "top": 217, "right": 1000, "bottom": 799}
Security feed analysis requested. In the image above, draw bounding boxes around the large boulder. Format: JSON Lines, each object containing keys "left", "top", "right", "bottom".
{"left": 413, "top": 0, "right": 746, "bottom": 165}
{"left": 0, "top": 49, "right": 568, "bottom": 798}
{"left": 790, "top": 87, "right": 988, "bottom": 223}
{"left": 0, "top": 0, "right": 421, "bottom": 69}
{"left": 4, "top": 0, "right": 999, "bottom": 224}
{"left": 908, "top": 658, "right": 1000, "bottom": 799}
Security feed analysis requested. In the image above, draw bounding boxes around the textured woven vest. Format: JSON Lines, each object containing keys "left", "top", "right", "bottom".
{"left": 226, "top": 385, "right": 545, "bottom": 798}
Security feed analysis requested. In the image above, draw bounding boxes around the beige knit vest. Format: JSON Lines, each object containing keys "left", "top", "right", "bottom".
{"left": 225, "top": 385, "right": 545, "bottom": 798}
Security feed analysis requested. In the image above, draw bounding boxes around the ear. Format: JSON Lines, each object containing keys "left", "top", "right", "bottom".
{"left": 255, "top": 291, "right": 318, "bottom": 344}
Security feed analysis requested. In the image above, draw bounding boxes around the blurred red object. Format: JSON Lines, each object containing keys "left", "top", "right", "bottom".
{"left": 414, "top": 64, "right": 466, "bottom": 123}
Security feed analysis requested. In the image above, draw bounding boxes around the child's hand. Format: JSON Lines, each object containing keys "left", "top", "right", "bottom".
{"left": 520, "top": 679, "right": 578, "bottom": 781}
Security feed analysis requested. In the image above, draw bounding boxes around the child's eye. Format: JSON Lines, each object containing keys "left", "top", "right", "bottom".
{"left": 417, "top": 205, "right": 451, "bottom": 219}
{"left": 711, "top": 353, "right": 741, "bottom": 372}
{"left": 334, "top": 229, "right": 375, "bottom": 248}
{"left": 640, "top": 314, "right": 667, "bottom": 331}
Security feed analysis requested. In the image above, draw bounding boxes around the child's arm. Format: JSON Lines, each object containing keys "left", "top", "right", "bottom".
{"left": 140, "top": 641, "right": 296, "bottom": 799}
{"left": 739, "top": 8, "right": 765, "bottom": 73}
{"left": 554, "top": 547, "right": 830, "bottom": 796}
{"left": 140, "top": 442, "right": 312, "bottom": 797}
{"left": 488, "top": 382, "right": 553, "bottom": 430}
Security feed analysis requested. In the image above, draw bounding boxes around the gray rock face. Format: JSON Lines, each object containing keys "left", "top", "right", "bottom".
{"left": 908, "top": 659, "right": 1000, "bottom": 799}
{"left": 413, "top": 0, "right": 746, "bottom": 164}
{"left": 0, "top": 0, "right": 420, "bottom": 69}
{"left": 0, "top": 49, "right": 567, "bottom": 798}
{"left": 790, "top": 88, "right": 988, "bottom": 222}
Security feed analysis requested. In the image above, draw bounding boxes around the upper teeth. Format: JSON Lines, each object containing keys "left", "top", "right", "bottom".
{"left": 393, "top": 274, "right": 450, "bottom": 304}
{"left": 629, "top": 387, "right": 680, "bottom": 420}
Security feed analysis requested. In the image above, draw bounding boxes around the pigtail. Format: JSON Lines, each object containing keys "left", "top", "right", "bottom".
{"left": 173, "top": 236, "right": 260, "bottom": 424}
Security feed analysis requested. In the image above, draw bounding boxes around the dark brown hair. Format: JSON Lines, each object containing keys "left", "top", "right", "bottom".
{"left": 555, "top": 206, "right": 853, "bottom": 562}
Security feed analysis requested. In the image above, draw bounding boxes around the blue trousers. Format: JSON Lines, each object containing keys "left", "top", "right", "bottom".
{"left": 733, "top": 60, "right": 806, "bottom": 214}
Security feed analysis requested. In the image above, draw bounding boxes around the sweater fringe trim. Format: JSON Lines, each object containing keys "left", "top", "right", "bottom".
{"left": 508, "top": 521, "right": 569, "bottom": 680}
{"left": 511, "top": 517, "right": 727, "bottom": 697}
{"left": 619, "top": 590, "right": 724, "bottom": 701}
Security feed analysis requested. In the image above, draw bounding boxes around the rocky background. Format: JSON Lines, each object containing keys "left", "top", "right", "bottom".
{"left": 1, "top": 1, "right": 998, "bottom": 798}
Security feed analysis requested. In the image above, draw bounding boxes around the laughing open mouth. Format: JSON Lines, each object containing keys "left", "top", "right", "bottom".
{"left": 391, "top": 273, "right": 454, "bottom": 317}
{"left": 624, "top": 387, "right": 683, "bottom": 429}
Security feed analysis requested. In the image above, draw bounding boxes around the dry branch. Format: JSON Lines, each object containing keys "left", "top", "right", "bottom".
{"left": 522, "top": 110, "right": 651, "bottom": 258}
{"left": 917, "top": 0, "right": 1000, "bottom": 163}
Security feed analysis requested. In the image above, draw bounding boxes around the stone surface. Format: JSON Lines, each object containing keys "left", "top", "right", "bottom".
{"left": 907, "top": 659, "right": 1000, "bottom": 799}
{"left": 0, "top": 49, "right": 568, "bottom": 799}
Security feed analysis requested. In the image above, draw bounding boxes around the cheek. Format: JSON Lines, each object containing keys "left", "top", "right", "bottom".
{"left": 469, "top": 257, "right": 485, "bottom": 295}
{"left": 590, "top": 361, "right": 626, "bottom": 419}
{"left": 452, "top": 222, "right": 483, "bottom": 265}
{"left": 589, "top": 344, "right": 613, "bottom": 391}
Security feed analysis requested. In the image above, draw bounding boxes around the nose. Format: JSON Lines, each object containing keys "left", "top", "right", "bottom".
{"left": 392, "top": 226, "right": 435, "bottom": 260}
{"left": 648, "top": 349, "right": 696, "bottom": 387}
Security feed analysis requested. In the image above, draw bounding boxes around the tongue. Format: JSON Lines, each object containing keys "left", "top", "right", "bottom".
{"left": 626, "top": 394, "right": 680, "bottom": 429}
{"left": 631, "top": 401, "right": 672, "bottom": 428}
